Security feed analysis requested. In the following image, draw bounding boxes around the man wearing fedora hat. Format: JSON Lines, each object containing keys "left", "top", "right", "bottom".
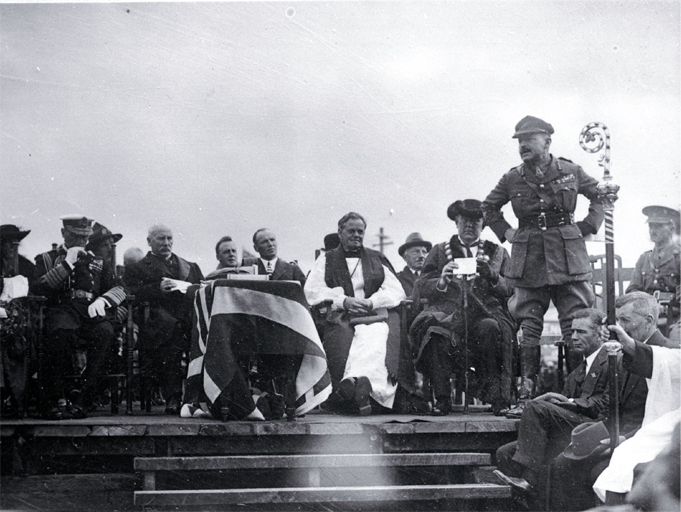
{"left": 482, "top": 115, "right": 604, "bottom": 418}
{"left": 32, "top": 215, "right": 127, "bottom": 420}
{"left": 627, "top": 205, "right": 680, "bottom": 337}
{"left": 410, "top": 199, "right": 515, "bottom": 415}
{"left": 396, "top": 233, "right": 431, "bottom": 297}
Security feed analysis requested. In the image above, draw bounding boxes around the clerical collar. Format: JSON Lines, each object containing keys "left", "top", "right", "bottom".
{"left": 343, "top": 247, "right": 363, "bottom": 258}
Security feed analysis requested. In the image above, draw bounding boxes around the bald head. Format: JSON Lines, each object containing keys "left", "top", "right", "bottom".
{"left": 123, "top": 247, "right": 145, "bottom": 267}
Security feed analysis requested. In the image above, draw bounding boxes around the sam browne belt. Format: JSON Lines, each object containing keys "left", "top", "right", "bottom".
{"left": 519, "top": 212, "right": 573, "bottom": 231}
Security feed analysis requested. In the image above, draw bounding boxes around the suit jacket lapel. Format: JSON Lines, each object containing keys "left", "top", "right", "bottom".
{"left": 579, "top": 347, "right": 608, "bottom": 398}
{"left": 272, "top": 260, "right": 286, "bottom": 281}
{"left": 144, "top": 254, "right": 172, "bottom": 280}
{"left": 176, "top": 255, "right": 191, "bottom": 281}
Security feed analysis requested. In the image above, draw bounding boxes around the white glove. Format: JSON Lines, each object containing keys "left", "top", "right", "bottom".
{"left": 64, "top": 246, "right": 86, "bottom": 266}
{"left": 88, "top": 297, "right": 108, "bottom": 318}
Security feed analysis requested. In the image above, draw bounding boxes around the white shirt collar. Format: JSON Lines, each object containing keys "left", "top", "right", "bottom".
{"left": 584, "top": 348, "right": 600, "bottom": 375}
{"left": 261, "top": 257, "right": 277, "bottom": 271}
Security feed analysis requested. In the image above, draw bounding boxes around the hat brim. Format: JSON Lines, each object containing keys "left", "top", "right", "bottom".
{"left": 398, "top": 241, "right": 432, "bottom": 257}
{"left": 86, "top": 233, "right": 122, "bottom": 250}
{"left": 562, "top": 441, "right": 609, "bottom": 461}
{"left": 512, "top": 129, "right": 550, "bottom": 139}
{"left": 0, "top": 230, "right": 31, "bottom": 242}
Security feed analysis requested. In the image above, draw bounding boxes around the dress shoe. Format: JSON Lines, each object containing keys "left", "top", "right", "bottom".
{"left": 165, "top": 396, "right": 181, "bottom": 415}
{"left": 180, "top": 402, "right": 212, "bottom": 419}
{"left": 41, "top": 404, "right": 64, "bottom": 421}
{"left": 505, "top": 401, "right": 527, "bottom": 419}
{"left": 354, "top": 376, "right": 372, "bottom": 416}
{"left": 492, "top": 402, "right": 510, "bottom": 416}
{"left": 336, "top": 377, "right": 356, "bottom": 402}
{"left": 431, "top": 397, "right": 451, "bottom": 416}
{"left": 493, "top": 469, "right": 533, "bottom": 493}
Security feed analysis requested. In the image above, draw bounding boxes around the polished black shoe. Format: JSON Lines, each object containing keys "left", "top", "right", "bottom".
{"left": 505, "top": 401, "right": 527, "bottom": 419}
{"left": 431, "top": 397, "right": 451, "bottom": 416}
{"left": 493, "top": 469, "right": 533, "bottom": 493}
{"left": 64, "top": 402, "right": 87, "bottom": 419}
{"left": 354, "top": 376, "right": 372, "bottom": 416}
{"left": 336, "top": 377, "right": 356, "bottom": 402}
{"left": 41, "top": 405, "right": 64, "bottom": 421}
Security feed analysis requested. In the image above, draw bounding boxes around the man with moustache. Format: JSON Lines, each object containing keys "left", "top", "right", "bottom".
{"left": 396, "top": 233, "right": 431, "bottom": 297}
{"left": 123, "top": 224, "right": 203, "bottom": 414}
{"left": 410, "top": 199, "right": 515, "bottom": 415}
{"left": 482, "top": 116, "right": 604, "bottom": 418}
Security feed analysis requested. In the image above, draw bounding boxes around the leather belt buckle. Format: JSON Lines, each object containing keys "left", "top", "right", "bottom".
{"left": 537, "top": 212, "right": 547, "bottom": 231}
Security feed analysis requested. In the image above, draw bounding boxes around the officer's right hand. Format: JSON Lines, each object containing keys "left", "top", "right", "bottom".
{"left": 64, "top": 246, "right": 86, "bottom": 266}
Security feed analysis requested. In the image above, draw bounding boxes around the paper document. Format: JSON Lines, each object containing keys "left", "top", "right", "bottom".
{"left": 452, "top": 257, "right": 477, "bottom": 275}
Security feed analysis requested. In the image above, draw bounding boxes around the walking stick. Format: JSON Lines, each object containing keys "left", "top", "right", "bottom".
{"left": 580, "top": 122, "right": 621, "bottom": 450}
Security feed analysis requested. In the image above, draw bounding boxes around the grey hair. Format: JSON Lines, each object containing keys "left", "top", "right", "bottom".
{"left": 147, "top": 224, "right": 172, "bottom": 238}
{"left": 615, "top": 292, "right": 659, "bottom": 323}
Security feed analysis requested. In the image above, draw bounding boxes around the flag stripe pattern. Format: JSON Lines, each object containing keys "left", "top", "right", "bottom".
{"left": 189, "top": 280, "right": 331, "bottom": 415}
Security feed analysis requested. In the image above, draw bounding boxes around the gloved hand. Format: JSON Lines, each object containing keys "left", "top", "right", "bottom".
{"left": 477, "top": 260, "right": 499, "bottom": 285}
{"left": 64, "top": 246, "right": 86, "bottom": 266}
{"left": 88, "top": 297, "right": 108, "bottom": 318}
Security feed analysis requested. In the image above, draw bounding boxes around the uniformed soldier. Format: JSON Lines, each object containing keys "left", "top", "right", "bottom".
{"left": 32, "top": 215, "right": 127, "bottom": 420}
{"left": 627, "top": 205, "right": 680, "bottom": 336}
{"left": 482, "top": 116, "right": 604, "bottom": 418}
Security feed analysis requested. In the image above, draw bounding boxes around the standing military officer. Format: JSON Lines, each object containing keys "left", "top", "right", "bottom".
{"left": 482, "top": 116, "right": 604, "bottom": 418}
{"left": 32, "top": 215, "right": 127, "bottom": 419}
{"left": 627, "top": 205, "right": 680, "bottom": 336}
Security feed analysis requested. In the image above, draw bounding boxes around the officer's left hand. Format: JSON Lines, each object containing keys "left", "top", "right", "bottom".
{"left": 88, "top": 297, "right": 108, "bottom": 318}
{"left": 476, "top": 260, "right": 498, "bottom": 284}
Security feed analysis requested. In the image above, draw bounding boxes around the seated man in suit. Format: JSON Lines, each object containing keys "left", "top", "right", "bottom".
{"left": 243, "top": 228, "right": 306, "bottom": 287}
{"left": 305, "top": 212, "right": 405, "bottom": 415}
{"left": 548, "top": 292, "right": 678, "bottom": 510}
{"left": 205, "top": 236, "right": 256, "bottom": 280}
{"left": 32, "top": 216, "right": 127, "bottom": 419}
{"left": 410, "top": 199, "right": 515, "bottom": 415}
{"left": 123, "top": 224, "right": 203, "bottom": 415}
{"left": 494, "top": 308, "right": 611, "bottom": 506}
{"left": 396, "top": 233, "right": 431, "bottom": 297}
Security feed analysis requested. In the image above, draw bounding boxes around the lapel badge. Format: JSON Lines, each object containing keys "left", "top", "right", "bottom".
{"left": 590, "top": 372, "right": 597, "bottom": 379}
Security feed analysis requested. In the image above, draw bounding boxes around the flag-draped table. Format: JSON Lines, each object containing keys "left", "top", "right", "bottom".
{"left": 187, "top": 279, "right": 332, "bottom": 419}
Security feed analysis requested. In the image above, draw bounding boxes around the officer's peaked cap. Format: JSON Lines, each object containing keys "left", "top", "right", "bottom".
{"left": 512, "top": 116, "right": 554, "bottom": 139}
{"left": 60, "top": 214, "right": 93, "bottom": 236}
{"left": 642, "top": 205, "right": 680, "bottom": 232}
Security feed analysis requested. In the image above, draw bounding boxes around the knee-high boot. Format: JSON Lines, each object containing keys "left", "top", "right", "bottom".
{"left": 505, "top": 344, "right": 541, "bottom": 419}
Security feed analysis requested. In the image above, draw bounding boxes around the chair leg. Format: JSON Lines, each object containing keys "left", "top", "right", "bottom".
{"left": 110, "top": 375, "right": 119, "bottom": 414}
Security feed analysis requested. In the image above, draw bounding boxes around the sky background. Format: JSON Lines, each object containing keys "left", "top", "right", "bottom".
{"left": 2, "top": 1, "right": 679, "bottom": 277}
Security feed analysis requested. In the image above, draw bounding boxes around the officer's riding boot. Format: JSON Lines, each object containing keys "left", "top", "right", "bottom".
{"left": 505, "top": 345, "right": 541, "bottom": 419}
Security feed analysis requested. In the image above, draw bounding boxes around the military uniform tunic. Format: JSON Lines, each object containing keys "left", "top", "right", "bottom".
{"left": 626, "top": 243, "right": 680, "bottom": 295}
{"left": 482, "top": 155, "right": 604, "bottom": 347}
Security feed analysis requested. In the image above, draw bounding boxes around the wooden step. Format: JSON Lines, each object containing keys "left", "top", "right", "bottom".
{"left": 134, "top": 483, "right": 511, "bottom": 506}
{"left": 135, "top": 452, "right": 491, "bottom": 472}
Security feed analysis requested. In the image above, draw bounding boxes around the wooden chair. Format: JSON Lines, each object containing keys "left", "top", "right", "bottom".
{"left": 589, "top": 254, "right": 634, "bottom": 312}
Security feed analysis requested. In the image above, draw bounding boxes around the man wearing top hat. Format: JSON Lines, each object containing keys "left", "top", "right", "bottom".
{"left": 410, "top": 199, "right": 515, "bottom": 415}
{"left": 396, "top": 233, "right": 431, "bottom": 298}
{"left": 627, "top": 205, "right": 680, "bottom": 337}
{"left": 482, "top": 115, "right": 604, "bottom": 418}
{"left": 32, "top": 215, "right": 127, "bottom": 419}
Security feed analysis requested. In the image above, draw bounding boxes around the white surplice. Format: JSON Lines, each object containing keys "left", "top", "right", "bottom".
{"left": 305, "top": 254, "right": 405, "bottom": 407}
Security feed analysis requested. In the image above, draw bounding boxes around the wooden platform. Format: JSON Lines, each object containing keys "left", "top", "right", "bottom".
{"left": 1, "top": 407, "right": 519, "bottom": 511}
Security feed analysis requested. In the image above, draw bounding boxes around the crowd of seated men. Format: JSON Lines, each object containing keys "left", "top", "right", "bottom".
{"left": 1, "top": 201, "right": 678, "bottom": 424}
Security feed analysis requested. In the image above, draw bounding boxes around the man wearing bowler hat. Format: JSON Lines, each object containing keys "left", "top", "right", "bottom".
{"left": 627, "top": 205, "right": 680, "bottom": 337}
{"left": 410, "top": 199, "right": 515, "bottom": 415}
{"left": 397, "top": 232, "right": 431, "bottom": 297}
{"left": 32, "top": 215, "right": 127, "bottom": 419}
{"left": 482, "top": 115, "right": 604, "bottom": 418}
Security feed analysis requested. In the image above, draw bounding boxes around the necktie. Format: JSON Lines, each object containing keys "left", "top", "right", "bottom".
{"left": 465, "top": 245, "right": 473, "bottom": 258}
{"left": 266, "top": 262, "right": 273, "bottom": 275}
